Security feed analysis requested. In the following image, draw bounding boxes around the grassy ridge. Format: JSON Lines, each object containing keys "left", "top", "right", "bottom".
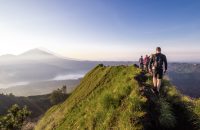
{"left": 35, "top": 65, "right": 200, "bottom": 130}
{"left": 35, "top": 65, "right": 147, "bottom": 130}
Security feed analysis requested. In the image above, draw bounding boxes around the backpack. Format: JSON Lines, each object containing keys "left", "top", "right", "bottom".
{"left": 153, "top": 54, "right": 163, "bottom": 69}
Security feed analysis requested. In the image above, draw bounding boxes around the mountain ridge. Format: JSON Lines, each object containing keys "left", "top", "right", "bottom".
{"left": 0, "top": 48, "right": 199, "bottom": 98}
{"left": 35, "top": 65, "right": 200, "bottom": 130}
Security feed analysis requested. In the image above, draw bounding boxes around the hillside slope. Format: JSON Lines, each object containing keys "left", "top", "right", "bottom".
{"left": 35, "top": 65, "right": 200, "bottom": 130}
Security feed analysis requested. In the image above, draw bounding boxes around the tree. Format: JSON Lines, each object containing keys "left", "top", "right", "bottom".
{"left": 8, "top": 93, "right": 15, "bottom": 97}
{"left": 49, "top": 89, "right": 67, "bottom": 105}
{"left": 62, "top": 85, "right": 67, "bottom": 94}
{"left": 0, "top": 104, "right": 31, "bottom": 130}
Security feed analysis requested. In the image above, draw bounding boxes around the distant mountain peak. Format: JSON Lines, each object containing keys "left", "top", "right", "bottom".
{"left": 19, "top": 48, "right": 56, "bottom": 58}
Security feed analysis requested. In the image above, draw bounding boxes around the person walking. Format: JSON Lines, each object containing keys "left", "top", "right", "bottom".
{"left": 149, "top": 47, "right": 167, "bottom": 95}
{"left": 139, "top": 56, "right": 144, "bottom": 70}
{"left": 144, "top": 55, "right": 150, "bottom": 71}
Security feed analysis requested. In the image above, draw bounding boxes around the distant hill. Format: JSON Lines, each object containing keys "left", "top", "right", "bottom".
{"left": 0, "top": 48, "right": 95, "bottom": 87}
{"left": 0, "top": 48, "right": 134, "bottom": 89}
{"left": 35, "top": 65, "right": 200, "bottom": 130}
{"left": 0, "top": 94, "right": 52, "bottom": 118}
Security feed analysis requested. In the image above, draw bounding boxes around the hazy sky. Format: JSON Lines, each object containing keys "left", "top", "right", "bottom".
{"left": 0, "top": 0, "right": 200, "bottom": 61}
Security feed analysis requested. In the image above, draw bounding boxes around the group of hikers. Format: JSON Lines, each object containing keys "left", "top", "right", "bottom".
{"left": 139, "top": 47, "right": 168, "bottom": 95}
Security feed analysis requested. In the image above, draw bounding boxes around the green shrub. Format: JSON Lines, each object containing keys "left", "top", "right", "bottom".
{"left": 0, "top": 104, "right": 31, "bottom": 130}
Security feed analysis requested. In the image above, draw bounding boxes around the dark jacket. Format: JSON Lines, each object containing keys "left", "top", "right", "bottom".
{"left": 149, "top": 53, "right": 167, "bottom": 70}
{"left": 139, "top": 57, "right": 143, "bottom": 64}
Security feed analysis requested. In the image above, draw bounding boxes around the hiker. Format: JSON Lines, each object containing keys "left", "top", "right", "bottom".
{"left": 143, "top": 55, "right": 150, "bottom": 71}
{"left": 139, "top": 56, "right": 144, "bottom": 70}
{"left": 149, "top": 47, "right": 167, "bottom": 95}
{"left": 149, "top": 54, "right": 154, "bottom": 72}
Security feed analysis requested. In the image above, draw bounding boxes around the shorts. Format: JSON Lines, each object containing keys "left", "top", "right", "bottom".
{"left": 153, "top": 69, "right": 163, "bottom": 79}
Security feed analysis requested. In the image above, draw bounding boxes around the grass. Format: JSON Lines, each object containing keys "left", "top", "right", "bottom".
{"left": 35, "top": 65, "right": 200, "bottom": 130}
{"left": 161, "top": 79, "right": 200, "bottom": 130}
{"left": 35, "top": 65, "right": 146, "bottom": 130}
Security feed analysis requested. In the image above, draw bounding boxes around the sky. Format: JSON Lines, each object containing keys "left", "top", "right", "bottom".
{"left": 0, "top": 0, "right": 200, "bottom": 61}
